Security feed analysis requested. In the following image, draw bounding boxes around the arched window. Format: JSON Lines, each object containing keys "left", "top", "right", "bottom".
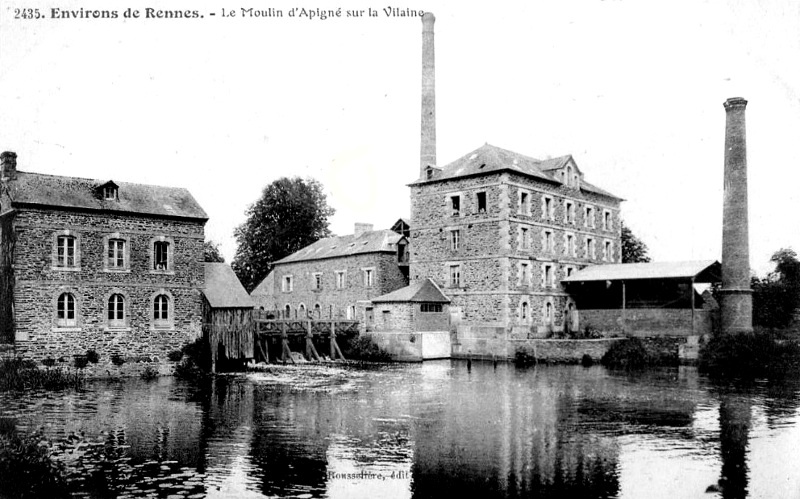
{"left": 108, "top": 293, "right": 125, "bottom": 327}
{"left": 56, "top": 293, "right": 76, "bottom": 327}
{"left": 298, "top": 303, "right": 306, "bottom": 318}
{"left": 154, "top": 294, "right": 169, "bottom": 320}
{"left": 284, "top": 304, "right": 291, "bottom": 319}
{"left": 314, "top": 303, "right": 321, "bottom": 318}
{"left": 545, "top": 302, "right": 553, "bottom": 324}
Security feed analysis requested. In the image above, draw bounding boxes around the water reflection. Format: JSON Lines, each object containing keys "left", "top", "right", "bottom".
{"left": 1, "top": 363, "right": 799, "bottom": 498}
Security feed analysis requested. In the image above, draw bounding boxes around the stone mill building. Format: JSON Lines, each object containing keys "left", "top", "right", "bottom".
{"left": 0, "top": 151, "right": 208, "bottom": 374}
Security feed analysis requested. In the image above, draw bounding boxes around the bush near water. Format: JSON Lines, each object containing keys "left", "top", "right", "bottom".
{"left": 0, "top": 358, "right": 82, "bottom": 392}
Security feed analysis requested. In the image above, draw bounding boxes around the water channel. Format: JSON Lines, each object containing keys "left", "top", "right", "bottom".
{"left": 2, "top": 361, "right": 799, "bottom": 498}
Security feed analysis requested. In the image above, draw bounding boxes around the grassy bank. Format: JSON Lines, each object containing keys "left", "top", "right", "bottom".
{"left": 0, "top": 358, "right": 83, "bottom": 392}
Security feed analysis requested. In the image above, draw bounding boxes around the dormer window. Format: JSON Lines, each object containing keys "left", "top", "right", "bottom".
{"left": 99, "top": 181, "right": 119, "bottom": 201}
{"left": 426, "top": 168, "right": 434, "bottom": 180}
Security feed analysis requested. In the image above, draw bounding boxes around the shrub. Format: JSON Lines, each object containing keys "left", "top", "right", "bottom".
{"left": 699, "top": 332, "right": 800, "bottom": 376}
{"left": 85, "top": 350, "right": 100, "bottom": 364}
{"left": 174, "top": 338, "right": 212, "bottom": 380}
{"left": 73, "top": 355, "right": 89, "bottom": 370}
{"left": 42, "top": 357, "right": 56, "bottom": 368}
{"left": 601, "top": 338, "right": 651, "bottom": 369}
{"left": 139, "top": 366, "right": 158, "bottom": 380}
{"left": 581, "top": 354, "right": 594, "bottom": 367}
{"left": 110, "top": 353, "right": 125, "bottom": 366}
{"left": 514, "top": 350, "right": 537, "bottom": 367}
{"left": 339, "top": 335, "right": 392, "bottom": 362}
{"left": 0, "top": 423, "right": 68, "bottom": 498}
{"left": 167, "top": 350, "right": 183, "bottom": 362}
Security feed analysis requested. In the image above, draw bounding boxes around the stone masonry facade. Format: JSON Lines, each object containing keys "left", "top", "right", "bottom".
{"left": 410, "top": 153, "right": 622, "bottom": 340}
{"left": 4, "top": 208, "right": 204, "bottom": 375}
{"left": 260, "top": 252, "right": 407, "bottom": 323}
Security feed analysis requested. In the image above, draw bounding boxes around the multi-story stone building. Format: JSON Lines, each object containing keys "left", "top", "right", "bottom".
{"left": 250, "top": 223, "right": 409, "bottom": 322}
{"left": 409, "top": 143, "right": 622, "bottom": 352}
{"left": 0, "top": 151, "right": 207, "bottom": 374}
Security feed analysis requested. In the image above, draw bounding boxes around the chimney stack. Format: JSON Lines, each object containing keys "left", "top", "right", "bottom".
{"left": 719, "top": 97, "right": 753, "bottom": 334}
{"left": 354, "top": 223, "right": 374, "bottom": 238}
{"left": 420, "top": 12, "right": 436, "bottom": 178}
{"left": 1, "top": 151, "right": 17, "bottom": 181}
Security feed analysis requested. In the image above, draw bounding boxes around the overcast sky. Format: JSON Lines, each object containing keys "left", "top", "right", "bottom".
{"left": 2, "top": 0, "right": 798, "bottom": 275}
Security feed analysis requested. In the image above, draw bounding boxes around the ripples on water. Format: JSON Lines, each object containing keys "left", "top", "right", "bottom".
{"left": 1, "top": 362, "right": 799, "bottom": 499}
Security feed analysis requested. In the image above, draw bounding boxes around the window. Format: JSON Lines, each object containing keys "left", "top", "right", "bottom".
{"left": 586, "top": 238, "right": 595, "bottom": 260}
{"left": 604, "top": 210, "right": 613, "bottom": 230}
{"left": 566, "top": 234, "right": 575, "bottom": 257}
{"left": 335, "top": 271, "right": 346, "bottom": 289}
{"left": 542, "top": 196, "right": 554, "bottom": 220}
{"left": 521, "top": 302, "right": 529, "bottom": 320}
{"left": 426, "top": 168, "right": 434, "bottom": 180}
{"left": 282, "top": 275, "right": 293, "bottom": 292}
{"left": 103, "top": 185, "right": 118, "bottom": 200}
{"left": 450, "top": 229, "right": 460, "bottom": 250}
{"left": 107, "top": 239, "right": 126, "bottom": 269}
{"left": 449, "top": 264, "right": 461, "bottom": 288}
{"left": 544, "top": 264, "right": 553, "bottom": 288}
{"left": 314, "top": 303, "right": 322, "bottom": 318}
{"left": 313, "top": 273, "right": 323, "bottom": 290}
{"left": 153, "top": 241, "right": 169, "bottom": 271}
{"left": 585, "top": 206, "right": 595, "bottom": 228}
{"left": 520, "top": 227, "right": 530, "bottom": 250}
{"left": 56, "top": 292, "right": 76, "bottom": 327}
{"left": 56, "top": 235, "right": 76, "bottom": 268}
{"left": 299, "top": 304, "right": 306, "bottom": 318}
{"left": 565, "top": 201, "right": 575, "bottom": 224}
{"left": 450, "top": 195, "right": 461, "bottom": 217}
{"left": 520, "top": 263, "right": 530, "bottom": 286}
{"left": 545, "top": 302, "right": 553, "bottom": 324}
{"left": 153, "top": 294, "right": 170, "bottom": 326}
{"left": 363, "top": 268, "right": 374, "bottom": 287}
{"left": 543, "top": 230, "right": 554, "bottom": 253}
{"left": 519, "top": 191, "right": 529, "bottom": 215}
{"left": 477, "top": 192, "right": 487, "bottom": 213}
{"left": 107, "top": 293, "right": 125, "bottom": 328}
{"left": 421, "top": 303, "right": 443, "bottom": 313}
{"left": 604, "top": 240, "right": 613, "bottom": 262}
{"left": 347, "top": 305, "right": 356, "bottom": 320}
{"left": 566, "top": 266, "right": 575, "bottom": 278}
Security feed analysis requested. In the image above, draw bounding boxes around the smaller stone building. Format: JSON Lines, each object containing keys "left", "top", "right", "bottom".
{"left": 367, "top": 278, "right": 451, "bottom": 361}
{"left": 250, "top": 223, "right": 409, "bottom": 324}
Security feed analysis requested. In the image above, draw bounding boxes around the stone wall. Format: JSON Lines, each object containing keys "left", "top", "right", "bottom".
{"left": 511, "top": 338, "right": 626, "bottom": 363}
{"left": 580, "top": 308, "right": 714, "bottom": 336}
{"left": 371, "top": 302, "right": 449, "bottom": 333}
{"left": 262, "top": 252, "right": 407, "bottom": 322}
{"left": 8, "top": 207, "right": 205, "bottom": 374}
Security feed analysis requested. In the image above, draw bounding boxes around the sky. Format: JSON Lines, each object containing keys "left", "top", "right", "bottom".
{"left": 2, "top": 0, "right": 799, "bottom": 275}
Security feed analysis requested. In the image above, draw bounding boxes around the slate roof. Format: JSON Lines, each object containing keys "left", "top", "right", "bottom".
{"left": 371, "top": 278, "right": 450, "bottom": 303}
{"left": 274, "top": 229, "right": 404, "bottom": 264}
{"left": 562, "top": 260, "right": 722, "bottom": 283}
{"left": 411, "top": 143, "right": 623, "bottom": 201}
{"left": 6, "top": 171, "right": 208, "bottom": 220}
{"left": 203, "top": 263, "right": 255, "bottom": 308}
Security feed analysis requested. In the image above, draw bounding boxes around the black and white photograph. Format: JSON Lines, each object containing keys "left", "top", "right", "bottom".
{"left": 1, "top": 0, "right": 799, "bottom": 497}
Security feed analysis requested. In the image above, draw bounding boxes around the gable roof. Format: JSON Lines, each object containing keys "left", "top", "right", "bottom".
{"left": 371, "top": 278, "right": 450, "bottom": 303}
{"left": 203, "top": 263, "right": 255, "bottom": 308}
{"left": 250, "top": 271, "right": 275, "bottom": 297}
{"left": 6, "top": 171, "right": 208, "bottom": 220}
{"left": 410, "top": 143, "right": 623, "bottom": 201}
{"left": 562, "top": 260, "right": 721, "bottom": 283}
{"left": 274, "top": 229, "right": 404, "bottom": 265}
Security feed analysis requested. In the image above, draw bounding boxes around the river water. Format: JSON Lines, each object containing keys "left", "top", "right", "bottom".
{"left": 1, "top": 361, "right": 799, "bottom": 499}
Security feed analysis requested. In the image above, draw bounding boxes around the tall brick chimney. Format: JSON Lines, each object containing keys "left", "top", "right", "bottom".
{"left": 420, "top": 12, "right": 436, "bottom": 178}
{"left": 0, "top": 151, "right": 17, "bottom": 181}
{"left": 719, "top": 97, "right": 753, "bottom": 334}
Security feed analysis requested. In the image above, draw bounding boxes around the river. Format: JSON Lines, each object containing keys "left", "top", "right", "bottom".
{"left": 1, "top": 361, "right": 799, "bottom": 499}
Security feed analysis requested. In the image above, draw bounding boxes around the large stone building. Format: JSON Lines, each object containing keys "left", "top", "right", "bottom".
{"left": 409, "top": 144, "right": 622, "bottom": 356}
{"left": 0, "top": 151, "right": 207, "bottom": 374}
{"left": 250, "top": 223, "right": 409, "bottom": 322}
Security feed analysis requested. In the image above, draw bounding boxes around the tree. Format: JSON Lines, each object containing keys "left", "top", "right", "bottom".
{"left": 621, "top": 221, "right": 651, "bottom": 263}
{"left": 752, "top": 248, "right": 800, "bottom": 328}
{"left": 203, "top": 240, "right": 225, "bottom": 263}
{"left": 232, "top": 177, "right": 335, "bottom": 292}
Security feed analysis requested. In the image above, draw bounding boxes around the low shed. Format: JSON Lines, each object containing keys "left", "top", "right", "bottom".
{"left": 202, "top": 263, "right": 255, "bottom": 369}
{"left": 562, "top": 260, "right": 721, "bottom": 336}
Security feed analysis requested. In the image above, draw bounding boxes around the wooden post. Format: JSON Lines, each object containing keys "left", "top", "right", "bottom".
{"left": 690, "top": 276, "right": 696, "bottom": 335}
{"left": 621, "top": 280, "right": 627, "bottom": 335}
{"left": 329, "top": 321, "right": 337, "bottom": 360}
{"left": 281, "top": 321, "right": 294, "bottom": 364}
{"left": 306, "top": 320, "right": 320, "bottom": 361}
